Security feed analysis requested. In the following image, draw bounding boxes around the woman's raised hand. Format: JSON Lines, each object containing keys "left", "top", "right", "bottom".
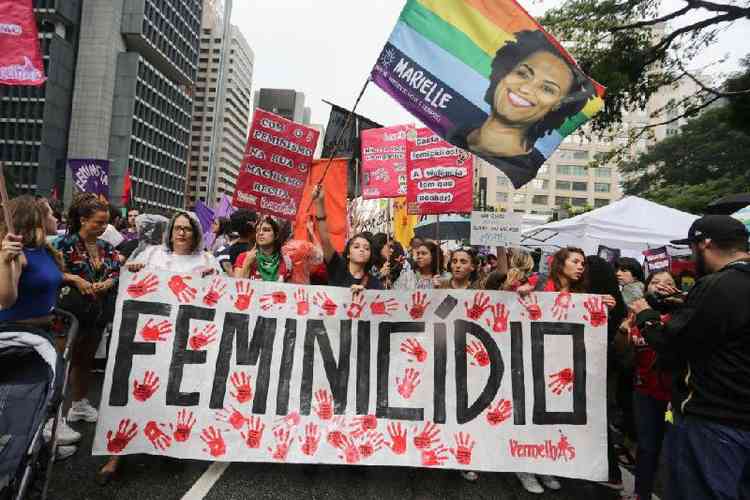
{"left": 0, "top": 233, "right": 22, "bottom": 263}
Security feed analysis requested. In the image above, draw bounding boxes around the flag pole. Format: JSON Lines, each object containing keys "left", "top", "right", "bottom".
{"left": 307, "top": 77, "right": 371, "bottom": 209}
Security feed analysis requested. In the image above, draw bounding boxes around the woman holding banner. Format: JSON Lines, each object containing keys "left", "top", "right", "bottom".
{"left": 313, "top": 187, "right": 382, "bottom": 290}
{"left": 235, "top": 216, "right": 292, "bottom": 282}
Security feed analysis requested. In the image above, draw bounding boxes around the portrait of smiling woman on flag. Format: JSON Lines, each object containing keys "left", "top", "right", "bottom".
{"left": 449, "top": 30, "right": 595, "bottom": 185}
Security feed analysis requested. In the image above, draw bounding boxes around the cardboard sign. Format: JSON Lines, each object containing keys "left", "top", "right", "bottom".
{"left": 470, "top": 212, "right": 523, "bottom": 247}
{"left": 361, "top": 125, "right": 411, "bottom": 199}
{"left": 406, "top": 128, "right": 473, "bottom": 215}
{"left": 232, "top": 109, "right": 319, "bottom": 220}
{"left": 94, "top": 270, "right": 608, "bottom": 479}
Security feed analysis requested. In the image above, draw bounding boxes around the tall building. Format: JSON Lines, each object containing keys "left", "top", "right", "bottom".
{"left": 66, "top": 0, "right": 201, "bottom": 212}
{"left": 253, "top": 88, "right": 311, "bottom": 124}
{"left": 186, "top": 0, "right": 254, "bottom": 207}
{"left": 0, "top": 0, "right": 81, "bottom": 195}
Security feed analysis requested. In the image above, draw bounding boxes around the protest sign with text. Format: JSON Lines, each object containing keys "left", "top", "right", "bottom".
{"left": 406, "top": 128, "right": 473, "bottom": 215}
{"left": 232, "top": 109, "right": 319, "bottom": 220}
{"left": 470, "top": 212, "right": 523, "bottom": 247}
{"left": 643, "top": 247, "right": 670, "bottom": 275}
{"left": 361, "top": 125, "right": 412, "bottom": 199}
{"left": 0, "top": 0, "right": 46, "bottom": 86}
{"left": 68, "top": 159, "right": 110, "bottom": 200}
{"left": 94, "top": 270, "right": 609, "bottom": 479}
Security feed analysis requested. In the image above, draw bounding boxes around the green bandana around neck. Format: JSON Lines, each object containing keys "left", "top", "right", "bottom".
{"left": 257, "top": 251, "right": 280, "bottom": 281}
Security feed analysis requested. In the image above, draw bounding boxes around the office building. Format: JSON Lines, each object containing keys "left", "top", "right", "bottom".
{"left": 186, "top": 0, "right": 254, "bottom": 207}
{"left": 66, "top": 0, "right": 201, "bottom": 212}
{"left": 253, "top": 88, "right": 311, "bottom": 124}
{"left": 0, "top": 0, "right": 80, "bottom": 195}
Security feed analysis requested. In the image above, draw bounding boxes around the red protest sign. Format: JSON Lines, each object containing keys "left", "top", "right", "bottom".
{"left": 361, "top": 124, "right": 411, "bottom": 199}
{"left": 406, "top": 128, "right": 473, "bottom": 215}
{"left": 0, "top": 0, "right": 46, "bottom": 86}
{"left": 233, "top": 109, "right": 319, "bottom": 220}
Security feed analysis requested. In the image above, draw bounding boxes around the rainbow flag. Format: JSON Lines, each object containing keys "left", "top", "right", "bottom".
{"left": 371, "top": 0, "right": 605, "bottom": 188}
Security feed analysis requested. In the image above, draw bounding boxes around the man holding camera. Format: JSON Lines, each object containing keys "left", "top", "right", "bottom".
{"left": 631, "top": 215, "right": 750, "bottom": 500}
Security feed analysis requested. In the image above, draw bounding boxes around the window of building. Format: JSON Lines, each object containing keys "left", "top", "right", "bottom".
{"left": 594, "top": 198, "right": 609, "bottom": 208}
{"left": 555, "top": 196, "right": 570, "bottom": 206}
{"left": 513, "top": 193, "right": 526, "bottom": 204}
{"left": 495, "top": 192, "right": 508, "bottom": 202}
{"left": 530, "top": 179, "right": 549, "bottom": 190}
{"left": 532, "top": 195, "right": 549, "bottom": 205}
{"left": 557, "top": 164, "right": 588, "bottom": 176}
{"left": 571, "top": 197, "right": 587, "bottom": 207}
{"left": 594, "top": 167, "right": 612, "bottom": 178}
{"left": 496, "top": 176, "right": 509, "bottom": 186}
{"left": 572, "top": 181, "right": 588, "bottom": 191}
{"left": 556, "top": 180, "right": 571, "bottom": 190}
{"left": 594, "top": 182, "right": 611, "bottom": 193}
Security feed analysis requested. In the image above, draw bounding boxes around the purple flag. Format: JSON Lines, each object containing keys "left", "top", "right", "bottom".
{"left": 216, "top": 194, "right": 236, "bottom": 219}
{"left": 68, "top": 159, "right": 109, "bottom": 199}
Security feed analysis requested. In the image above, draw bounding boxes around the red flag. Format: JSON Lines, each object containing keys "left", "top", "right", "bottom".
{"left": 0, "top": 0, "right": 46, "bottom": 86}
{"left": 121, "top": 169, "right": 132, "bottom": 206}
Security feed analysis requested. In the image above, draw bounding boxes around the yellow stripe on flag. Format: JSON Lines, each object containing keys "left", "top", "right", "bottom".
{"left": 582, "top": 96, "right": 604, "bottom": 117}
{"left": 417, "top": 0, "right": 516, "bottom": 56}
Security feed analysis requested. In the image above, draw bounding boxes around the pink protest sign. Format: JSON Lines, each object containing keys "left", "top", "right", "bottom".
{"left": 361, "top": 125, "right": 411, "bottom": 199}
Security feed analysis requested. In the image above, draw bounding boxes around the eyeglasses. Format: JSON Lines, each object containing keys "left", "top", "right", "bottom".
{"left": 174, "top": 226, "right": 193, "bottom": 234}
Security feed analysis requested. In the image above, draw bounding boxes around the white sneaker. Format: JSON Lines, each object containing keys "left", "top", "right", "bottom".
{"left": 516, "top": 472, "right": 544, "bottom": 494}
{"left": 67, "top": 399, "right": 98, "bottom": 423}
{"left": 539, "top": 475, "right": 561, "bottom": 490}
{"left": 54, "top": 445, "right": 77, "bottom": 461}
{"left": 43, "top": 418, "right": 81, "bottom": 445}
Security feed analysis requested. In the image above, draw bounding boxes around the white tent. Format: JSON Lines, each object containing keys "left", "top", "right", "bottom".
{"left": 521, "top": 196, "right": 698, "bottom": 259}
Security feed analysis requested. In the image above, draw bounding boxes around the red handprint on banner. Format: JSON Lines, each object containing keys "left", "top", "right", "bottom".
{"left": 200, "top": 426, "right": 226, "bottom": 457}
{"left": 241, "top": 416, "right": 266, "bottom": 449}
{"left": 215, "top": 405, "right": 248, "bottom": 430}
{"left": 144, "top": 421, "right": 172, "bottom": 451}
{"left": 357, "top": 431, "right": 384, "bottom": 459}
{"left": 336, "top": 434, "right": 361, "bottom": 464}
{"left": 326, "top": 416, "right": 346, "bottom": 448}
{"left": 465, "top": 340, "right": 490, "bottom": 367}
{"left": 140, "top": 318, "right": 172, "bottom": 342}
{"left": 202, "top": 277, "right": 227, "bottom": 307}
{"left": 548, "top": 368, "right": 574, "bottom": 395}
{"left": 313, "top": 291, "right": 338, "bottom": 316}
{"left": 485, "top": 303, "right": 510, "bottom": 333}
{"left": 405, "top": 291, "right": 431, "bottom": 319}
{"left": 106, "top": 419, "right": 138, "bottom": 453}
{"left": 188, "top": 324, "right": 217, "bottom": 350}
{"left": 349, "top": 414, "right": 378, "bottom": 438}
{"left": 260, "top": 291, "right": 287, "bottom": 311}
{"left": 168, "top": 275, "right": 197, "bottom": 303}
{"left": 552, "top": 291, "right": 573, "bottom": 320}
{"left": 400, "top": 337, "right": 427, "bottom": 363}
{"left": 518, "top": 293, "right": 542, "bottom": 320}
{"left": 229, "top": 371, "right": 253, "bottom": 404}
{"left": 127, "top": 273, "right": 159, "bottom": 298}
{"left": 465, "top": 291, "right": 491, "bottom": 320}
{"left": 346, "top": 293, "right": 366, "bottom": 319}
{"left": 268, "top": 427, "right": 294, "bottom": 461}
{"left": 583, "top": 296, "right": 608, "bottom": 327}
{"left": 396, "top": 367, "right": 421, "bottom": 399}
{"left": 314, "top": 389, "right": 334, "bottom": 420}
{"left": 370, "top": 295, "right": 399, "bottom": 316}
{"left": 133, "top": 370, "right": 160, "bottom": 402}
{"left": 421, "top": 445, "right": 449, "bottom": 466}
{"left": 412, "top": 421, "right": 441, "bottom": 450}
{"left": 450, "top": 432, "right": 476, "bottom": 465}
{"left": 294, "top": 288, "right": 309, "bottom": 315}
{"left": 273, "top": 410, "right": 301, "bottom": 431}
{"left": 385, "top": 422, "right": 408, "bottom": 455}
{"left": 486, "top": 399, "right": 513, "bottom": 426}
{"left": 232, "top": 280, "right": 254, "bottom": 311}
{"left": 299, "top": 422, "right": 321, "bottom": 456}
{"left": 170, "top": 409, "right": 196, "bottom": 442}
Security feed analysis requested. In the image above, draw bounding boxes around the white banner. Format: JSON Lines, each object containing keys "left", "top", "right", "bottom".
{"left": 470, "top": 211, "right": 523, "bottom": 247}
{"left": 93, "top": 270, "right": 609, "bottom": 479}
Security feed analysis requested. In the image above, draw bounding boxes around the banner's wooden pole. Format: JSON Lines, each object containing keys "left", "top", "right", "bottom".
{"left": 0, "top": 163, "right": 15, "bottom": 235}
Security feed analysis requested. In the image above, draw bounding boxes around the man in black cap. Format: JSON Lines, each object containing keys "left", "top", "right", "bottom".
{"left": 630, "top": 215, "right": 750, "bottom": 500}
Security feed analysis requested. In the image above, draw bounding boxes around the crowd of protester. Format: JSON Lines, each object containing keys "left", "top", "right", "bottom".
{"left": 1, "top": 190, "right": 748, "bottom": 499}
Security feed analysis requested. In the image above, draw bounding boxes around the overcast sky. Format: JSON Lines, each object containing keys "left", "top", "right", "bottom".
{"left": 231, "top": 0, "right": 749, "bottom": 128}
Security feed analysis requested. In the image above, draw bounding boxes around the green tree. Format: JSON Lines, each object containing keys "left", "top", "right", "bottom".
{"left": 541, "top": 0, "right": 750, "bottom": 135}
{"left": 620, "top": 106, "right": 750, "bottom": 213}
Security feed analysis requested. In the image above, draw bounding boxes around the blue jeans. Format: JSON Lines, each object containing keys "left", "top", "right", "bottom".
{"left": 634, "top": 392, "right": 668, "bottom": 499}
{"left": 667, "top": 414, "right": 750, "bottom": 500}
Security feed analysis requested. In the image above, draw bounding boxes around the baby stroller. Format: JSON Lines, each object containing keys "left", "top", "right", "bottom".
{"left": 0, "top": 309, "right": 78, "bottom": 500}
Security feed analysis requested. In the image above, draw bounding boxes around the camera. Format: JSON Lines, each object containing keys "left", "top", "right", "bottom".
{"left": 645, "top": 290, "right": 684, "bottom": 310}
